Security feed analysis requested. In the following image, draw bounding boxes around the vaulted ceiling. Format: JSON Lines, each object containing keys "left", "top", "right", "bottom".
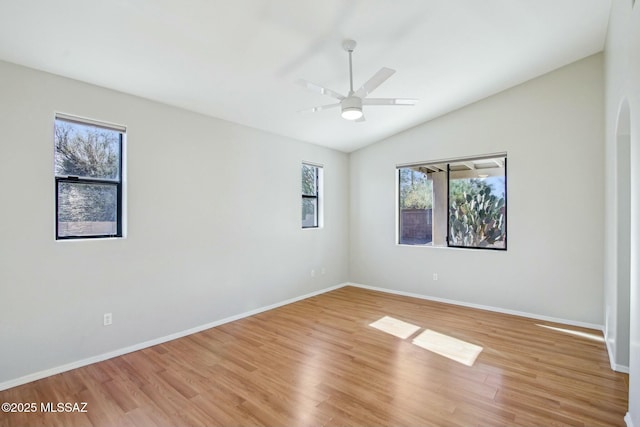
{"left": 0, "top": 0, "right": 610, "bottom": 152}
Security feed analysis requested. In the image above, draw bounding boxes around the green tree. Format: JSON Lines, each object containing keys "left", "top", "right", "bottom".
{"left": 55, "top": 122, "right": 119, "bottom": 179}
{"left": 399, "top": 168, "right": 432, "bottom": 209}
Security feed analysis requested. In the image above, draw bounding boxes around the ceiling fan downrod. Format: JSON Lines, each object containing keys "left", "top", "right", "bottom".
{"left": 340, "top": 39, "right": 362, "bottom": 120}
{"left": 343, "top": 39, "right": 357, "bottom": 95}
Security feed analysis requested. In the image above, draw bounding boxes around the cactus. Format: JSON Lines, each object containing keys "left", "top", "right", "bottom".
{"left": 449, "top": 181, "right": 505, "bottom": 248}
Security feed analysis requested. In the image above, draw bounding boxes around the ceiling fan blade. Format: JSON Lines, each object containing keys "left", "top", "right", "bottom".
{"left": 296, "top": 79, "right": 346, "bottom": 100}
{"left": 354, "top": 67, "right": 395, "bottom": 98}
{"left": 298, "top": 103, "right": 341, "bottom": 113}
{"left": 355, "top": 114, "right": 366, "bottom": 123}
{"left": 363, "top": 98, "right": 418, "bottom": 106}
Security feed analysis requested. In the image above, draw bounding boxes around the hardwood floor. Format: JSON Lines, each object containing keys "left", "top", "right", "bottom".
{"left": 0, "top": 286, "right": 629, "bottom": 426}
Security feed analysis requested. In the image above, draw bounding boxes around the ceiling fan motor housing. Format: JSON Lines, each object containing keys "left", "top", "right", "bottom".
{"left": 341, "top": 95, "right": 363, "bottom": 119}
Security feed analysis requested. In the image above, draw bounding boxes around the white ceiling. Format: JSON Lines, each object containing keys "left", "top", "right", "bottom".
{"left": 0, "top": 0, "right": 610, "bottom": 152}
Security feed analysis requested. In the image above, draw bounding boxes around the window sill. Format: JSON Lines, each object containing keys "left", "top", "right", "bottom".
{"left": 396, "top": 243, "right": 506, "bottom": 252}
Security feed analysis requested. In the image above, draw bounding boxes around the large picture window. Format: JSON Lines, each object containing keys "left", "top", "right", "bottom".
{"left": 54, "top": 114, "right": 125, "bottom": 239}
{"left": 398, "top": 154, "right": 507, "bottom": 250}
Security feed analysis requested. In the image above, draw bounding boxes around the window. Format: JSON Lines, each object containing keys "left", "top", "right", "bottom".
{"left": 302, "top": 163, "right": 322, "bottom": 228}
{"left": 54, "top": 114, "right": 125, "bottom": 239}
{"left": 398, "top": 154, "right": 507, "bottom": 250}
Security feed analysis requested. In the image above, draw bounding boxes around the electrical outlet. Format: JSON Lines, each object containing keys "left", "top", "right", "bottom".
{"left": 103, "top": 313, "right": 113, "bottom": 326}
{"left": 433, "top": 273, "right": 438, "bottom": 281}
{"left": 311, "top": 269, "right": 316, "bottom": 277}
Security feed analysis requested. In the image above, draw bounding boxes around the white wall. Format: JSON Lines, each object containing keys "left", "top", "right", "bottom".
{"left": 0, "top": 60, "right": 350, "bottom": 385}
{"left": 350, "top": 53, "right": 605, "bottom": 325}
{"left": 604, "top": 0, "right": 640, "bottom": 425}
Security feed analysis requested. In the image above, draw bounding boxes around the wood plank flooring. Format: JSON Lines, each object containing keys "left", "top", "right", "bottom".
{"left": 0, "top": 286, "right": 629, "bottom": 426}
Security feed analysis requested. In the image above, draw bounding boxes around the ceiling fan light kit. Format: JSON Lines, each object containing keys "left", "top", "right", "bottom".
{"left": 341, "top": 95, "right": 363, "bottom": 120}
{"left": 298, "top": 39, "right": 417, "bottom": 122}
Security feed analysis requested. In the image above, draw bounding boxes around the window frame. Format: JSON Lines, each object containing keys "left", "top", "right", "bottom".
{"left": 397, "top": 153, "right": 507, "bottom": 251}
{"left": 54, "top": 114, "right": 125, "bottom": 240}
{"left": 302, "top": 162, "right": 321, "bottom": 229}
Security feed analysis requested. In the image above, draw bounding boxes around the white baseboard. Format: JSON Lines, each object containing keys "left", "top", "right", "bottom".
{"left": 347, "top": 282, "right": 604, "bottom": 331}
{"left": 606, "top": 337, "right": 616, "bottom": 371}
{"left": 0, "top": 282, "right": 348, "bottom": 392}
{"left": 606, "top": 339, "right": 630, "bottom": 373}
{"left": 626, "top": 412, "right": 634, "bottom": 427}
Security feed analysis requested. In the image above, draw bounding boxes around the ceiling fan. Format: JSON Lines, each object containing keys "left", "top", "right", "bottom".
{"left": 297, "top": 39, "right": 417, "bottom": 122}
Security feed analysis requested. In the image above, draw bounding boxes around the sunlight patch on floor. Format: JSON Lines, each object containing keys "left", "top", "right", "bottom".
{"left": 369, "top": 316, "right": 421, "bottom": 339}
{"left": 412, "top": 329, "right": 483, "bottom": 367}
{"left": 536, "top": 324, "right": 605, "bottom": 342}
